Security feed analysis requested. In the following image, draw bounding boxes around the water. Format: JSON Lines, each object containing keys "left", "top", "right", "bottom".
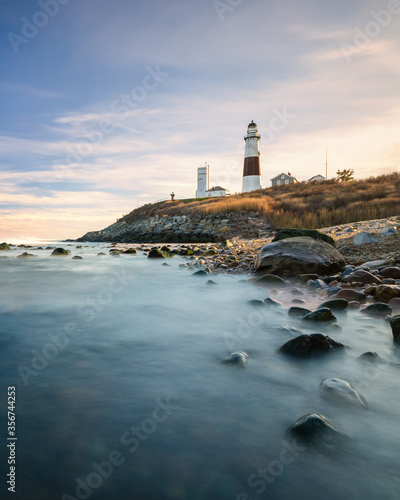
{"left": 1, "top": 243, "right": 400, "bottom": 500}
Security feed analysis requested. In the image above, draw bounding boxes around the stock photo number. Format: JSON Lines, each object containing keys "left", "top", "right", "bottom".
{"left": 6, "top": 386, "right": 17, "bottom": 493}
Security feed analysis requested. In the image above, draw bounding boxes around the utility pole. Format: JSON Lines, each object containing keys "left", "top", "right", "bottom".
{"left": 325, "top": 148, "right": 328, "bottom": 180}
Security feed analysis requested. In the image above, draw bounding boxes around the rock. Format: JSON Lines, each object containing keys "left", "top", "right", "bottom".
{"left": 254, "top": 274, "right": 287, "bottom": 287}
{"left": 263, "top": 297, "right": 282, "bottom": 307}
{"left": 286, "top": 413, "right": 349, "bottom": 449}
{"left": 388, "top": 297, "right": 400, "bottom": 313}
{"left": 122, "top": 248, "right": 137, "bottom": 254}
{"left": 327, "top": 286, "right": 341, "bottom": 297}
{"left": 161, "top": 246, "right": 171, "bottom": 252}
{"left": 291, "top": 298, "right": 306, "bottom": 304}
{"left": 247, "top": 299, "right": 265, "bottom": 307}
{"left": 221, "top": 351, "right": 248, "bottom": 367}
{"left": 381, "top": 227, "right": 396, "bottom": 236}
{"left": 343, "top": 270, "right": 381, "bottom": 285}
{"left": 320, "top": 378, "right": 367, "bottom": 408}
{"left": 0, "top": 242, "right": 11, "bottom": 251}
{"left": 290, "top": 288, "right": 304, "bottom": 295}
{"left": 273, "top": 229, "right": 336, "bottom": 247}
{"left": 353, "top": 232, "right": 380, "bottom": 245}
{"left": 97, "top": 252, "right": 106, "bottom": 256}
{"left": 162, "top": 263, "right": 171, "bottom": 267}
{"left": 318, "top": 299, "right": 348, "bottom": 311}
{"left": 192, "top": 270, "right": 209, "bottom": 276}
{"left": 348, "top": 301, "right": 361, "bottom": 309}
{"left": 51, "top": 248, "right": 71, "bottom": 256}
{"left": 380, "top": 267, "right": 400, "bottom": 279}
{"left": 206, "top": 280, "right": 217, "bottom": 285}
{"left": 390, "top": 315, "right": 400, "bottom": 343}
{"left": 16, "top": 252, "right": 37, "bottom": 258}
{"left": 374, "top": 285, "right": 400, "bottom": 303}
{"left": 148, "top": 248, "right": 170, "bottom": 258}
{"left": 288, "top": 306, "right": 312, "bottom": 318}
{"left": 296, "top": 273, "right": 319, "bottom": 283}
{"left": 357, "top": 351, "right": 382, "bottom": 364}
{"left": 72, "top": 255, "right": 83, "bottom": 260}
{"left": 255, "top": 237, "right": 346, "bottom": 277}
{"left": 278, "top": 333, "right": 345, "bottom": 358}
{"left": 362, "top": 258, "right": 395, "bottom": 270}
{"left": 307, "top": 278, "right": 328, "bottom": 290}
{"left": 361, "top": 303, "right": 392, "bottom": 318}
{"left": 302, "top": 308, "right": 337, "bottom": 323}
{"left": 333, "top": 289, "right": 367, "bottom": 302}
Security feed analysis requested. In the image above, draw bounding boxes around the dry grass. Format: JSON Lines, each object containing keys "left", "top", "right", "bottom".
{"left": 120, "top": 172, "right": 400, "bottom": 228}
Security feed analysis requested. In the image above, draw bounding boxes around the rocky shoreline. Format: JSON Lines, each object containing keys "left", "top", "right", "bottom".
{"left": 77, "top": 210, "right": 272, "bottom": 243}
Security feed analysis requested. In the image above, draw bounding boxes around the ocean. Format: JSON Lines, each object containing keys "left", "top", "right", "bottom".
{"left": 1, "top": 242, "right": 399, "bottom": 500}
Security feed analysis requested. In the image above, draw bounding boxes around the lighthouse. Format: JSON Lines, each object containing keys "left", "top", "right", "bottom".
{"left": 242, "top": 121, "right": 261, "bottom": 192}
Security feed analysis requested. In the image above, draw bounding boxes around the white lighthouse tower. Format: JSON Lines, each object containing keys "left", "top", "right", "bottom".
{"left": 242, "top": 121, "right": 261, "bottom": 192}
{"left": 196, "top": 162, "right": 209, "bottom": 198}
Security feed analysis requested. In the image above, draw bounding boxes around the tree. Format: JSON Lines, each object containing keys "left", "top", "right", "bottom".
{"left": 336, "top": 169, "right": 354, "bottom": 182}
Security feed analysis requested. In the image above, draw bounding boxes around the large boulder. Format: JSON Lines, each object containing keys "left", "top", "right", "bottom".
{"left": 255, "top": 237, "right": 346, "bottom": 277}
{"left": 0, "top": 242, "right": 11, "bottom": 251}
{"left": 279, "top": 333, "right": 345, "bottom": 358}
{"left": 390, "top": 315, "right": 400, "bottom": 343}
{"left": 273, "top": 229, "right": 336, "bottom": 247}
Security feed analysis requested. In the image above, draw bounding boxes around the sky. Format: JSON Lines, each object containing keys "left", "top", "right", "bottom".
{"left": 0, "top": 0, "right": 399, "bottom": 241}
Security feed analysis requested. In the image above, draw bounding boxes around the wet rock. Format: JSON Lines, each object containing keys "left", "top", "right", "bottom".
{"left": 122, "top": 248, "right": 137, "bottom": 254}
{"left": 290, "top": 288, "right": 304, "bottom": 295}
{"left": 288, "top": 306, "right": 312, "bottom": 318}
{"left": 327, "top": 286, "right": 341, "bottom": 297}
{"left": 206, "top": 280, "right": 217, "bottom": 286}
{"left": 380, "top": 267, "right": 400, "bottom": 279}
{"left": 279, "top": 333, "right": 345, "bottom": 358}
{"left": 192, "top": 269, "right": 209, "bottom": 276}
{"left": 51, "top": 248, "right": 71, "bottom": 256}
{"left": 221, "top": 351, "right": 248, "bottom": 367}
{"left": 255, "top": 237, "right": 346, "bottom": 277}
{"left": 333, "top": 289, "right": 367, "bottom": 302}
{"left": 343, "top": 270, "right": 381, "bottom": 285}
{"left": 388, "top": 297, "right": 400, "bottom": 313}
{"left": 254, "top": 274, "right": 287, "bottom": 287}
{"left": 320, "top": 378, "right": 367, "bottom": 408}
{"left": 148, "top": 248, "right": 170, "bottom": 259}
{"left": 318, "top": 299, "right": 348, "bottom": 311}
{"left": 291, "top": 298, "right": 306, "bottom": 304}
{"left": 374, "top": 285, "right": 400, "bottom": 303}
{"left": 264, "top": 297, "right": 282, "bottom": 307}
{"left": 390, "top": 315, "right": 400, "bottom": 343}
{"left": 273, "top": 229, "right": 336, "bottom": 247}
{"left": 302, "top": 308, "right": 337, "bottom": 323}
{"left": 247, "top": 299, "right": 265, "bottom": 307}
{"left": 72, "top": 256, "right": 83, "bottom": 260}
{"left": 361, "top": 303, "right": 392, "bottom": 318}
{"left": 0, "top": 242, "right": 11, "bottom": 251}
{"left": 17, "top": 252, "right": 37, "bottom": 258}
{"left": 286, "top": 413, "right": 349, "bottom": 449}
{"left": 348, "top": 301, "right": 361, "bottom": 309}
{"left": 97, "top": 252, "right": 106, "bottom": 256}
{"left": 353, "top": 232, "right": 380, "bottom": 245}
{"left": 307, "top": 279, "right": 328, "bottom": 290}
{"left": 357, "top": 351, "right": 382, "bottom": 364}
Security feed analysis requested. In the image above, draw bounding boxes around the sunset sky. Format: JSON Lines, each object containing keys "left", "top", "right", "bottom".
{"left": 1, "top": 0, "right": 399, "bottom": 240}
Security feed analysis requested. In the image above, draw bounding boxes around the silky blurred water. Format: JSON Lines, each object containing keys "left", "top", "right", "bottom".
{"left": 1, "top": 243, "right": 400, "bottom": 500}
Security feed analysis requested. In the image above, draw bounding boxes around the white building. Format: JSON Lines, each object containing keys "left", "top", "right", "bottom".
{"left": 206, "top": 186, "right": 230, "bottom": 197}
{"left": 242, "top": 121, "right": 262, "bottom": 192}
{"left": 196, "top": 163, "right": 209, "bottom": 198}
{"left": 308, "top": 174, "right": 326, "bottom": 182}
